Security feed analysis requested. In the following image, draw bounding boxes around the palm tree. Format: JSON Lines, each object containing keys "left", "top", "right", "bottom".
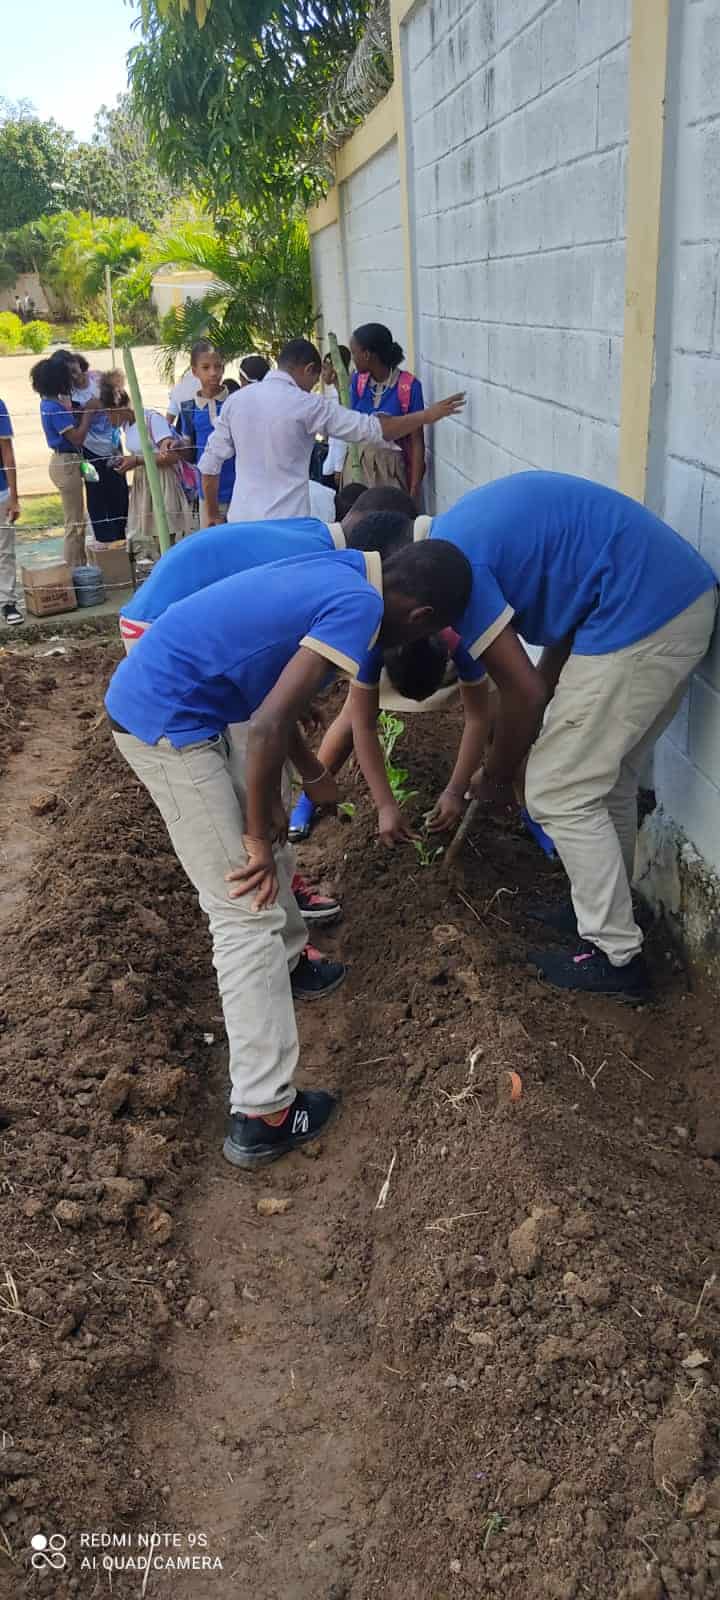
{"left": 152, "top": 214, "right": 314, "bottom": 379}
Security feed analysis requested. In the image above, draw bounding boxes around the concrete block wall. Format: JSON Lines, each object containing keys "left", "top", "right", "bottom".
{"left": 647, "top": 0, "right": 720, "bottom": 890}
{"left": 340, "top": 139, "right": 407, "bottom": 353}
{"left": 404, "top": 0, "right": 630, "bottom": 512}
{"left": 310, "top": 220, "right": 348, "bottom": 352}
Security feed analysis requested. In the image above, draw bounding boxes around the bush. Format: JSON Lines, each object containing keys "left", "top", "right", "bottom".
{"left": 0, "top": 310, "right": 23, "bottom": 354}
{"left": 73, "top": 318, "right": 132, "bottom": 351}
{"left": 20, "top": 319, "right": 52, "bottom": 353}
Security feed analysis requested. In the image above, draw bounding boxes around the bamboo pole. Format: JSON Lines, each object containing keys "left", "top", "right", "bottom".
{"left": 122, "top": 345, "right": 171, "bottom": 555}
{"left": 105, "top": 265, "right": 116, "bottom": 366}
{"left": 327, "top": 330, "right": 363, "bottom": 482}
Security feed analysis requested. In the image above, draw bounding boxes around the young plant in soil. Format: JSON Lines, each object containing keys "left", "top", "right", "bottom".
{"left": 377, "top": 711, "right": 418, "bottom": 810}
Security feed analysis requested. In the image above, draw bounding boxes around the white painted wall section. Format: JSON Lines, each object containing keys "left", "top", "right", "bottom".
{"left": 340, "top": 139, "right": 407, "bottom": 352}
{"left": 403, "top": 0, "right": 631, "bottom": 512}
{"left": 310, "top": 221, "right": 348, "bottom": 353}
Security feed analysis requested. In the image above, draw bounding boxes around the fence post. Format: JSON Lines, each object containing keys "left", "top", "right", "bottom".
{"left": 122, "top": 346, "right": 172, "bottom": 555}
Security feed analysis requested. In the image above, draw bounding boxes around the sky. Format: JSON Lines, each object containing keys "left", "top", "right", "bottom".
{"left": 0, "top": 0, "right": 140, "bottom": 138}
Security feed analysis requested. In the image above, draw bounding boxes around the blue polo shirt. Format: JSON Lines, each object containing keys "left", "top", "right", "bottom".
{"left": 183, "top": 393, "right": 235, "bottom": 504}
{"left": 121, "top": 519, "right": 343, "bottom": 624}
{"left": 40, "top": 397, "right": 76, "bottom": 452}
{"left": 105, "top": 548, "right": 383, "bottom": 747}
{"left": 0, "top": 399, "right": 12, "bottom": 494}
{"left": 351, "top": 371, "right": 424, "bottom": 417}
{"left": 428, "top": 472, "right": 717, "bottom": 659}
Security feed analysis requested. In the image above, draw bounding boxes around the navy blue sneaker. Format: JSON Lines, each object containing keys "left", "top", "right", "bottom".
{"left": 291, "top": 946, "right": 346, "bottom": 1001}
{"left": 223, "top": 1088, "right": 337, "bottom": 1169}
{"left": 529, "top": 942, "right": 652, "bottom": 1003}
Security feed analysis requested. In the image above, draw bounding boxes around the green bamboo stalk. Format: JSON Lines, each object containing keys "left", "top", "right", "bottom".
{"left": 122, "top": 345, "right": 171, "bottom": 556}
{"left": 327, "top": 330, "right": 363, "bottom": 483}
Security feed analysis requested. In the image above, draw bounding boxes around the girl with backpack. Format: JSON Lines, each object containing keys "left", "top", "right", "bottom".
{"left": 346, "top": 323, "right": 426, "bottom": 504}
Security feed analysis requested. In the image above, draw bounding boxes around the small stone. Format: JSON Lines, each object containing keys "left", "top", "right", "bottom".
{"left": 537, "top": 1335, "right": 576, "bottom": 1365}
{"left": 684, "top": 1477, "right": 708, "bottom": 1518}
{"left": 147, "top": 1289, "right": 170, "bottom": 1328}
{"left": 184, "top": 1295, "right": 210, "bottom": 1327}
{"left": 99, "top": 1177, "right": 146, "bottom": 1223}
{"left": 139, "top": 1204, "right": 173, "bottom": 1245}
{"left": 444, "top": 1373, "right": 459, "bottom": 1389}
{"left": 449, "top": 1558, "right": 461, "bottom": 1574}
{"left": 98, "top": 1068, "right": 133, "bottom": 1116}
{"left": 681, "top": 1349, "right": 710, "bottom": 1371}
{"left": 653, "top": 1409, "right": 707, "bottom": 1489}
{"left": 256, "top": 1196, "right": 292, "bottom": 1216}
{"left": 22, "top": 1197, "right": 44, "bottom": 1219}
{"left": 29, "top": 791, "right": 57, "bottom": 815}
{"left": 53, "top": 1199, "right": 85, "bottom": 1230}
{"left": 504, "top": 1458, "right": 553, "bottom": 1508}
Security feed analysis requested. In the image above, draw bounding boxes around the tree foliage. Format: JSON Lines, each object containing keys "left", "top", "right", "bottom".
{"left": 153, "top": 213, "right": 313, "bottom": 374}
{"left": 0, "top": 107, "right": 75, "bottom": 230}
{"left": 0, "top": 95, "right": 174, "bottom": 233}
{"left": 130, "top": 0, "right": 373, "bottom": 215}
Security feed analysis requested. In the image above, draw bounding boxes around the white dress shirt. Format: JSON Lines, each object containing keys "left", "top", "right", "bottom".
{"left": 197, "top": 367, "right": 384, "bottom": 522}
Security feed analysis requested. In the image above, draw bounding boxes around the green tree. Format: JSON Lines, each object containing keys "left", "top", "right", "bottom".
{"left": 0, "top": 108, "right": 75, "bottom": 229}
{"left": 153, "top": 213, "right": 313, "bottom": 375}
{"left": 130, "top": 0, "right": 372, "bottom": 215}
{"left": 69, "top": 97, "right": 175, "bottom": 230}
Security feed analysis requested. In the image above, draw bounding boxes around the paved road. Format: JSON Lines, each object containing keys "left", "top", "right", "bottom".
{"left": 0, "top": 345, "right": 172, "bottom": 498}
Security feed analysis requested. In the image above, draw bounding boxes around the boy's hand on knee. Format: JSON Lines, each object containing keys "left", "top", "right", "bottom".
{"left": 227, "top": 838, "right": 279, "bottom": 910}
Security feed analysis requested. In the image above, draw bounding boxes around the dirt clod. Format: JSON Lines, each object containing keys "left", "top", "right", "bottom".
{"left": 28, "top": 791, "right": 57, "bottom": 815}
{"left": 256, "top": 1195, "right": 293, "bottom": 1216}
{"left": 504, "top": 1458, "right": 554, "bottom": 1507}
{"left": 653, "top": 1409, "right": 707, "bottom": 1489}
{"left": 184, "top": 1295, "right": 210, "bottom": 1327}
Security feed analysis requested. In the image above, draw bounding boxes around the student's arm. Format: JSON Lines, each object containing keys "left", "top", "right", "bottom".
{"left": 0, "top": 435, "right": 19, "bottom": 521}
{"left": 350, "top": 683, "right": 418, "bottom": 847}
{"left": 536, "top": 635, "right": 573, "bottom": 697}
{"left": 317, "top": 690, "right": 355, "bottom": 774}
{"left": 408, "top": 431, "right": 425, "bottom": 503}
{"left": 287, "top": 723, "right": 339, "bottom": 804}
{"left": 226, "top": 649, "right": 338, "bottom": 908}
{"left": 197, "top": 399, "right": 237, "bottom": 524}
{"left": 305, "top": 390, "right": 466, "bottom": 449}
{"left": 468, "top": 627, "right": 548, "bottom": 806}
{"left": 57, "top": 395, "right": 102, "bottom": 450}
{"left": 427, "top": 680, "right": 490, "bottom": 832}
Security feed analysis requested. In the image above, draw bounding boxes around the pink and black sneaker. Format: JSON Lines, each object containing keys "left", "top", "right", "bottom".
{"left": 528, "top": 942, "right": 651, "bottom": 1003}
{"left": 292, "top": 873, "right": 342, "bottom": 926}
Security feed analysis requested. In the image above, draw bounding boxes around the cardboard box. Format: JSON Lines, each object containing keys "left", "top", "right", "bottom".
{"left": 91, "top": 541, "right": 132, "bottom": 591}
{"left": 21, "top": 562, "right": 77, "bottom": 619}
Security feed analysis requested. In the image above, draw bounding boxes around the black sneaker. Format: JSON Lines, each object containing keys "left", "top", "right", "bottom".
{"left": 291, "top": 945, "right": 346, "bottom": 1001}
{"left": 2, "top": 602, "right": 22, "bottom": 626}
{"left": 292, "top": 872, "right": 342, "bottom": 925}
{"left": 526, "top": 897, "right": 578, "bottom": 937}
{"left": 223, "top": 1088, "right": 337, "bottom": 1169}
{"left": 528, "top": 942, "right": 652, "bottom": 1003}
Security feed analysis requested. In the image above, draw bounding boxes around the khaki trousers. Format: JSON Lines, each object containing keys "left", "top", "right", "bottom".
{"left": 0, "top": 499, "right": 16, "bottom": 606}
{"left": 525, "top": 589, "right": 718, "bottom": 965}
{"left": 112, "top": 728, "right": 307, "bottom": 1115}
{"left": 48, "top": 451, "right": 86, "bottom": 569}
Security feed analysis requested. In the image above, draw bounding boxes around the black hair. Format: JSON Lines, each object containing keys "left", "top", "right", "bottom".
{"left": 71, "top": 352, "right": 89, "bottom": 374}
{"left": 353, "top": 322, "right": 404, "bottom": 370}
{"left": 324, "top": 344, "right": 351, "bottom": 371}
{"left": 382, "top": 539, "right": 472, "bottom": 624}
{"left": 190, "top": 338, "right": 216, "bottom": 365}
{"left": 384, "top": 636, "right": 449, "bottom": 701}
{"left": 335, "top": 481, "right": 368, "bottom": 520}
{"left": 278, "top": 337, "right": 322, "bottom": 372}
{"left": 349, "top": 485, "right": 417, "bottom": 519}
{"left": 224, "top": 377, "right": 240, "bottom": 393}
{"left": 239, "top": 353, "right": 270, "bottom": 382}
{"left": 345, "top": 510, "right": 413, "bottom": 557}
{"left": 30, "top": 352, "right": 73, "bottom": 398}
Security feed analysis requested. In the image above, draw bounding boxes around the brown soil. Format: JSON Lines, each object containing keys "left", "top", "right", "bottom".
{"left": 1, "top": 670, "right": 720, "bottom": 1600}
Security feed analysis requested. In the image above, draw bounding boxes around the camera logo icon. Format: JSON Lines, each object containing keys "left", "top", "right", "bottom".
{"left": 30, "top": 1533, "right": 67, "bottom": 1571}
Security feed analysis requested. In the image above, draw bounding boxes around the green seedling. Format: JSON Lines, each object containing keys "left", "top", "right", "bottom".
{"left": 377, "top": 712, "right": 418, "bottom": 808}
{"left": 482, "top": 1512, "right": 506, "bottom": 1551}
{"left": 413, "top": 836, "right": 444, "bottom": 869}
{"left": 338, "top": 801, "right": 356, "bottom": 820}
